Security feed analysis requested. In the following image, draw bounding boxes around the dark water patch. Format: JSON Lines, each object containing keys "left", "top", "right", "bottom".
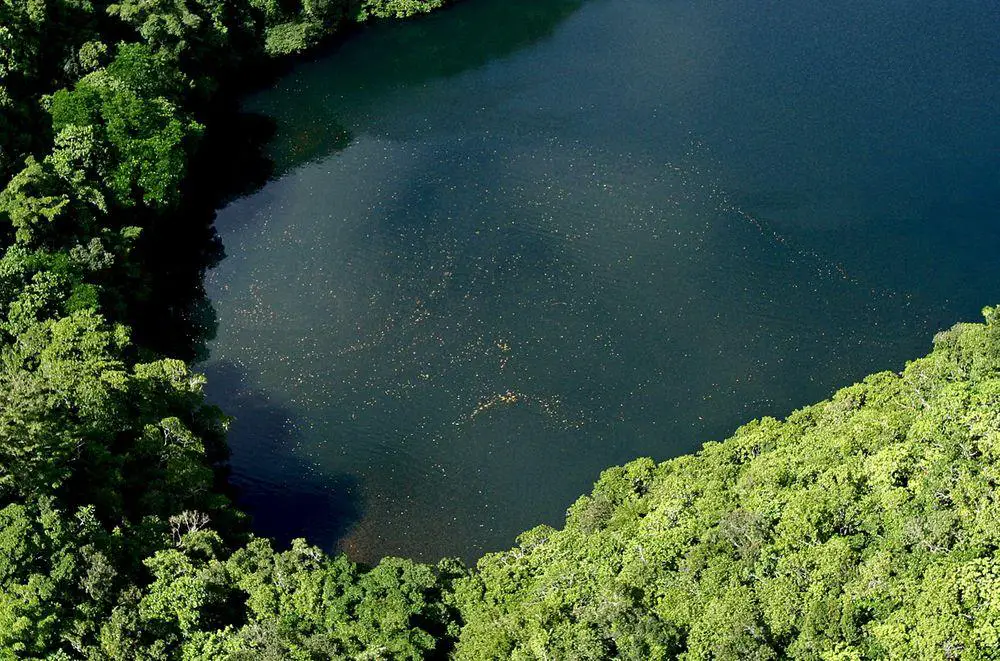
{"left": 254, "top": 0, "right": 587, "bottom": 175}
{"left": 201, "top": 360, "right": 364, "bottom": 548}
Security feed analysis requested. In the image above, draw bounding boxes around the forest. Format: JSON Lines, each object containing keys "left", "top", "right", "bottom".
{"left": 1, "top": 0, "right": 999, "bottom": 658}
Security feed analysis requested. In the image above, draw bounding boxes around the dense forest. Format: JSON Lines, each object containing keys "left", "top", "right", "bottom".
{"left": 1, "top": 0, "right": 999, "bottom": 658}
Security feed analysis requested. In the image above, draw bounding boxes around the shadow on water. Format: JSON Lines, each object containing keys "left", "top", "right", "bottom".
{"left": 135, "top": 0, "right": 590, "bottom": 355}
{"left": 259, "top": 0, "right": 588, "bottom": 175}
{"left": 202, "top": 360, "right": 364, "bottom": 550}
{"left": 127, "top": 108, "right": 278, "bottom": 362}
{"left": 132, "top": 0, "right": 590, "bottom": 551}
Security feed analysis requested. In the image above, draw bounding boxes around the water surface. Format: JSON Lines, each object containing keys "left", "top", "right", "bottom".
{"left": 205, "top": 0, "right": 1000, "bottom": 562}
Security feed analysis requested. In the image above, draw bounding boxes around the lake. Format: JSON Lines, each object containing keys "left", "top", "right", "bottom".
{"left": 203, "top": 0, "right": 1000, "bottom": 563}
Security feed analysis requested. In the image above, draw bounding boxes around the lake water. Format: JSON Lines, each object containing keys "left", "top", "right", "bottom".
{"left": 203, "top": 0, "right": 1000, "bottom": 563}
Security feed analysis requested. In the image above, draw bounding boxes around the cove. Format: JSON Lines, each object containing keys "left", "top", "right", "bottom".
{"left": 203, "top": 0, "right": 1000, "bottom": 563}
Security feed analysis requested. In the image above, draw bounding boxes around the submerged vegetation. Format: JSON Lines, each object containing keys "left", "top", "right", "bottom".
{"left": 1, "top": 0, "right": 998, "bottom": 658}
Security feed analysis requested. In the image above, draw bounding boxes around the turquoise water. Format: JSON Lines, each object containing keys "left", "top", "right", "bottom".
{"left": 204, "top": 0, "right": 1000, "bottom": 563}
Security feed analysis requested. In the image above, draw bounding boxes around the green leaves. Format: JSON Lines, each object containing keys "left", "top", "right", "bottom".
{"left": 107, "top": 0, "right": 232, "bottom": 64}
{"left": 359, "top": 0, "right": 448, "bottom": 20}
{"left": 0, "top": 157, "right": 78, "bottom": 247}
{"left": 48, "top": 44, "right": 202, "bottom": 209}
{"left": 0, "top": 498, "right": 120, "bottom": 658}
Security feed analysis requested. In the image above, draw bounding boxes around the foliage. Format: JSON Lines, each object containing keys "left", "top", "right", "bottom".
{"left": 48, "top": 43, "right": 201, "bottom": 209}
{"left": 0, "top": 0, "right": 98, "bottom": 181}
{"left": 359, "top": 0, "right": 446, "bottom": 20}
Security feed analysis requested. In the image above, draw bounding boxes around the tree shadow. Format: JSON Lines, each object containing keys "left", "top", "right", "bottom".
{"left": 200, "top": 359, "right": 364, "bottom": 550}
{"left": 257, "top": 0, "right": 589, "bottom": 176}
{"left": 125, "top": 108, "right": 278, "bottom": 362}
{"left": 131, "top": 0, "right": 591, "bottom": 363}
{"left": 130, "top": 0, "right": 592, "bottom": 549}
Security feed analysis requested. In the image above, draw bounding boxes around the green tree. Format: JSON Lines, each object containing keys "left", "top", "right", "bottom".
{"left": 49, "top": 44, "right": 202, "bottom": 209}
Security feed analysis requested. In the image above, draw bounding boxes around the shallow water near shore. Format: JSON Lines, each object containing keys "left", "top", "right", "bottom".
{"left": 203, "top": 0, "right": 1000, "bottom": 563}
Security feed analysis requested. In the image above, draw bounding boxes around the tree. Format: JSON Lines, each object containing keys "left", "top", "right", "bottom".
{"left": 48, "top": 44, "right": 202, "bottom": 209}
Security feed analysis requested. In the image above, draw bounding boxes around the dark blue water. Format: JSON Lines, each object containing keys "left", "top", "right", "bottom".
{"left": 204, "top": 0, "right": 1000, "bottom": 563}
